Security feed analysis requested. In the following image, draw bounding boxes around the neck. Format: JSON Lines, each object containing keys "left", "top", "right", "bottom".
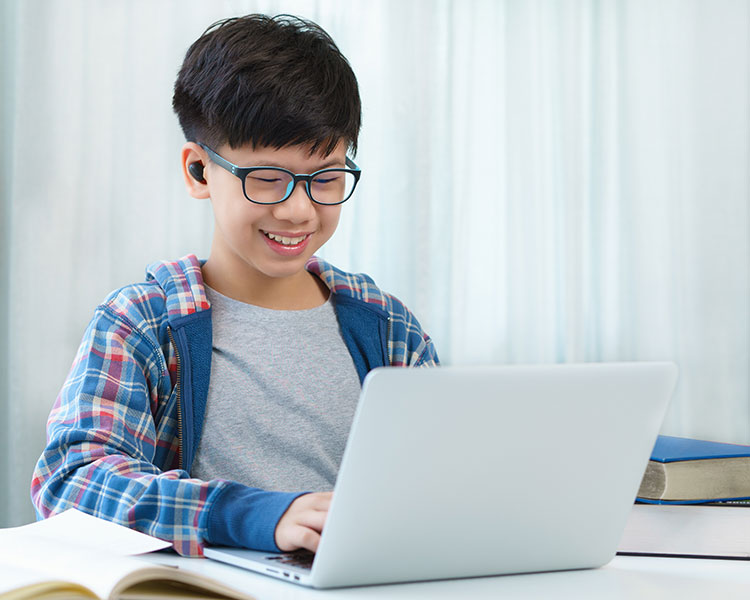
{"left": 201, "top": 254, "right": 329, "bottom": 311}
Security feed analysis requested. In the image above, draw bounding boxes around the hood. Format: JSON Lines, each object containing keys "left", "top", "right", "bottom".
{"left": 143, "top": 253, "right": 389, "bottom": 321}
{"left": 145, "top": 255, "right": 211, "bottom": 322}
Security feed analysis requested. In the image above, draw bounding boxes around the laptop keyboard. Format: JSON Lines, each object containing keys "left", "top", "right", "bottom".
{"left": 265, "top": 550, "right": 315, "bottom": 571}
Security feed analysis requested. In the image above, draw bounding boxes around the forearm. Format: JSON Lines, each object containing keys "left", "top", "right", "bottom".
{"left": 31, "top": 436, "right": 222, "bottom": 556}
{"left": 32, "top": 440, "right": 302, "bottom": 556}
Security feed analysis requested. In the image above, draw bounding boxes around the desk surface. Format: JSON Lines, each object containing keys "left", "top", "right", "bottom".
{"left": 143, "top": 554, "right": 750, "bottom": 600}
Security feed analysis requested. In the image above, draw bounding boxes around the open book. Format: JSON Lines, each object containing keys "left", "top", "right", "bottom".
{"left": 0, "top": 509, "right": 256, "bottom": 600}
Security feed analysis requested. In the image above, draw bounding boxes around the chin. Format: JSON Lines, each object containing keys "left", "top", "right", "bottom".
{"left": 256, "top": 257, "right": 312, "bottom": 279}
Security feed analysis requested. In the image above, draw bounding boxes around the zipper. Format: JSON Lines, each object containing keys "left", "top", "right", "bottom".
{"left": 167, "top": 325, "right": 183, "bottom": 471}
{"left": 385, "top": 316, "right": 392, "bottom": 365}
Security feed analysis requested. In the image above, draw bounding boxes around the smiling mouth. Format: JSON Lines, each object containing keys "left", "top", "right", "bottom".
{"left": 262, "top": 231, "right": 310, "bottom": 246}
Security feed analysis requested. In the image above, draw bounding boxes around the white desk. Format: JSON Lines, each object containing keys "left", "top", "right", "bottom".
{"left": 144, "top": 554, "right": 750, "bottom": 599}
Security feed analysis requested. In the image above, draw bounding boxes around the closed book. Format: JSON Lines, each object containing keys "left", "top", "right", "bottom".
{"left": 617, "top": 503, "right": 750, "bottom": 558}
{"left": 636, "top": 435, "right": 750, "bottom": 503}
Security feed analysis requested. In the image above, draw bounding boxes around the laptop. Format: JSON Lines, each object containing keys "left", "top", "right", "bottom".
{"left": 204, "top": 362, "right": 678, "bottom": 588}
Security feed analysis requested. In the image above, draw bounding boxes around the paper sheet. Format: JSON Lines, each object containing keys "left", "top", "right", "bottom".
{"left": 2, "top": 509, "right": 172, "bottom": 556}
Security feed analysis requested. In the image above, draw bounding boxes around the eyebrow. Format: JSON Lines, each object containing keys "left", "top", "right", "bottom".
{"left": 250, "top": 158, "right": 346, "bottom": 171}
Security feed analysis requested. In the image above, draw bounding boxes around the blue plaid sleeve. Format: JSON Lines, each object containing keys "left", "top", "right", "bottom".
{"left": 30, "top": 304, "right": 227, "bottom": 557}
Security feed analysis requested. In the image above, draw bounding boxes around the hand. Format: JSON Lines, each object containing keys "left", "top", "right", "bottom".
{"left": 274, "top": 491, "right": 332, "bottom": 553}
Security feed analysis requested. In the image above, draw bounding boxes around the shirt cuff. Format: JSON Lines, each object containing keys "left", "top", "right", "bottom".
{"left": 205, "top": 482, "right": 307, "bottom": 552}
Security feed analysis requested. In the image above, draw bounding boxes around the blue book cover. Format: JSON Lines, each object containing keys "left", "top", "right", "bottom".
{"left": 650, "top": 435, "right": 750, "bottom": 463}
{"left": 637, "top": 435, "right": 750, "bottom": 504}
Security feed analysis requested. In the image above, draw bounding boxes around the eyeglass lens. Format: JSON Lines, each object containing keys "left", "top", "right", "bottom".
{"left": 244, "top": 169, "right": 357, "bottom": 204}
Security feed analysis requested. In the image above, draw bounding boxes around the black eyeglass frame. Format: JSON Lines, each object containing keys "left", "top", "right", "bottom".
{"left": 198, "top": 142, "right": 361, "bottom": 206}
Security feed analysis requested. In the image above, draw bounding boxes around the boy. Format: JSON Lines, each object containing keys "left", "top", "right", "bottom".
{"left": 30, "top": 14, "right": 438, "bottom": 557}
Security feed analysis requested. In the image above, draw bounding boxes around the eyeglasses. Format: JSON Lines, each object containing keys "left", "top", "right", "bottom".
{"left": 199, "top": 143, "right": 361, "bottom": 206}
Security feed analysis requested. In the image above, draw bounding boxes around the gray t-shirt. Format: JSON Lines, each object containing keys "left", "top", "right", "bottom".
{"left": 191, "top": 286, "right": 362, "bottom": 492}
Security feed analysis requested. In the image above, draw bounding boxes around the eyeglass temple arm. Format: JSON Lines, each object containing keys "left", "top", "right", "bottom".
{"left": 198, "top": 142, "right": 241, "bottom": 176}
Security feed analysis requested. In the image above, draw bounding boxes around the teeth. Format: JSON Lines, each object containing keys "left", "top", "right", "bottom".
{"left": 265, "top": 232, "right": 307, "bottom": 246}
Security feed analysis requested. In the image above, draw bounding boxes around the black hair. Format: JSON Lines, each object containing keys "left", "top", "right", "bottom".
{"left": 172, "top": 14, "right": 361, "bottom": 155}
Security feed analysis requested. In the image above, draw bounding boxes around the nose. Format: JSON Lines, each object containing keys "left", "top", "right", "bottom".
{"left": 271, "top": 180, "right": 316, "bottom": 224}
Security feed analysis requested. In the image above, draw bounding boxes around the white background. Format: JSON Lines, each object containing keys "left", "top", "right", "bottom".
{"left": 1, "top": 0, "right": 748, "bottom": 527}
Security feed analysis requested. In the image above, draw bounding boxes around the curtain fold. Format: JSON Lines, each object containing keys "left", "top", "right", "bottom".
{"left": 1, "top": 0, "right": 748, "bottom": 527}
{"left": 0, "top": 0, "right": 19, "bottom": 527}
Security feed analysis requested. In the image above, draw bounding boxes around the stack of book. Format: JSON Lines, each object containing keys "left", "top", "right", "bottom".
{"left": 618, "top": 435, "right": 750, "bottom": 559}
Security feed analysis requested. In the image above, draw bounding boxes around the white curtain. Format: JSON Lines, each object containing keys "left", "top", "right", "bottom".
{"left": 1, "top": 0, "right": 748, "bottom": 527}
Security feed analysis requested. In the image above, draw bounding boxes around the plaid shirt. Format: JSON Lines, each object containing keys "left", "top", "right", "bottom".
{"left": 30, "top": 255, "right": 438, "bottom": 556}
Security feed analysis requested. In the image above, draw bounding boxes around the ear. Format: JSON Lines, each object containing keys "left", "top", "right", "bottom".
{"left": 181, "top": 142, "right": 210, "bottom": 199}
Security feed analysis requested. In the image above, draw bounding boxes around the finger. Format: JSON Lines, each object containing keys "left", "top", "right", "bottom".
{"left": 304, "top": 491, "right": 333, "bottom": 512}
{"left": 295, "top": 507, "right": 328, "bottom": 533}
{"left": 286, "top": 525, "right": 322, "bottom": 553}
{"left": 291, "top": 493, "right": 331, "bottom": 514}
{"left": 274, "top": 493, "right": 333, "bottom": 551}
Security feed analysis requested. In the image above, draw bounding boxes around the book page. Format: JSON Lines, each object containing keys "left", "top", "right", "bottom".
{"left": 5, "top": 509, "right": 172, "bottom": 556}
{"left": 0, "top": 511, "right": 255, "bottom": 600}
{"left": 0, "top": 562, "right": 97, "bottom": 599}
{"left": 0, "top": 510, "right": 169, "bottom": 599}
{"left": 0, "top": 532, "right": 161, "bottom": 599}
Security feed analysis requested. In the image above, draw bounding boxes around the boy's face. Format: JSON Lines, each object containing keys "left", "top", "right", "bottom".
{"left": 196, "top": 140, "right": 347, "bottom": 290}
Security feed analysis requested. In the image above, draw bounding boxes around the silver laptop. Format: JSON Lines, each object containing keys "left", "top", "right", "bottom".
{"left": 205, "top": 362, "right": 678, "bottom": 588}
